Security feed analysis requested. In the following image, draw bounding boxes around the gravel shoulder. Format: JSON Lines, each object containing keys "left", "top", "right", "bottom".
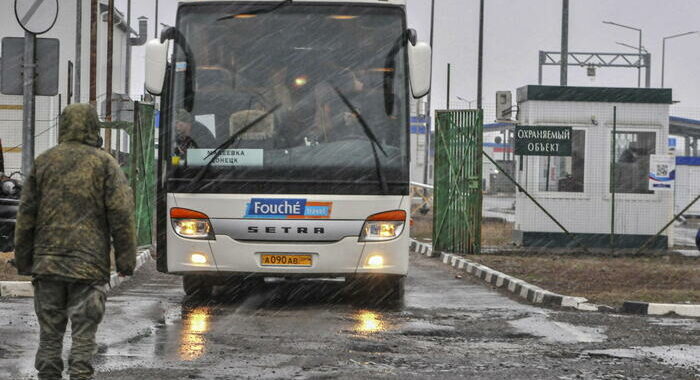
{"left": 465, "top": 253, "right": 700, "bottom": 307}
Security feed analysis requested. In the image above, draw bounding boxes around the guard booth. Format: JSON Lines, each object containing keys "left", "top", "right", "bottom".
{"left": 675, "top": 156, "right": 700, "bottom": 217}
{"left": 513, "top": 85, "right": 673, "bottom": 249}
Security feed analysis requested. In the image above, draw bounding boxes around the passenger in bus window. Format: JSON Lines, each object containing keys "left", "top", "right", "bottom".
{"left": 174, "top": 109, "right": 216, "bottom": 157}
{"left": 229, "top": 109, "right": 276, "bottom": 150}
{"left": 262, "top": 65, "right": 293, "bottom": 113}
{"left": 313, "top": 66, "right": 364, "bottom": 143}
{"left": 194, "top": 65, "right": 255, "bottom": 142}
{"left": 260, "top": 63, "right": 296, "bottom": 147}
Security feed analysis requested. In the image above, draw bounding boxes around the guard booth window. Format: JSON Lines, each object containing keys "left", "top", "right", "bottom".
{"left": 539, "top": 130, "right": 585, "bottom": 193}
{"left": 612, "top": 131, "right": 656, "bottom": 194}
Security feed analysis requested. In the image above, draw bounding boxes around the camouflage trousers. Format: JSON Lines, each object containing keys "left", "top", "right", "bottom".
{"left": 33, "top": 278, "right": 107, "bottom": 380}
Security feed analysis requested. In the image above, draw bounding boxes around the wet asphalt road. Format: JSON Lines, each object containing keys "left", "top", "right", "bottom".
{"left": 1, "top": 253, "right": 699, "bottom": 379}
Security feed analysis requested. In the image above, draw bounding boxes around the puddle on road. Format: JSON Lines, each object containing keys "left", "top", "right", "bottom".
{"left": 392, "top": 320, "right": 455, "bottom": 336}
{"left": 587, "top": 345, "right": 700, "bottom": 370}
{"left": 180, "top": 306, "right": 212, "bottom": 361}
{"left": 352, "top": 311, "right": 456, "bottom": 337}
{"left": 648, "top": 318, "right": 700, "bottom": 330}
{"left": 354, "top": 310, "right": 386, "bottom": 333}
{"left": 509, "top": 315, "right": 607, "bottom": 344}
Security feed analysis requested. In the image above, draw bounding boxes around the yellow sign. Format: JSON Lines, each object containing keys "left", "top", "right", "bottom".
{"left": 261, "top": 254, "right": 312, "bottom": 267}
{"left": 0, "top": 105, "right": 23, "bottom": 110}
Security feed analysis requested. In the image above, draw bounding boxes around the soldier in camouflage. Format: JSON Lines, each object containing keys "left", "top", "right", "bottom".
{"left": 14, "top": 104, "right": 136, "bottom": 380}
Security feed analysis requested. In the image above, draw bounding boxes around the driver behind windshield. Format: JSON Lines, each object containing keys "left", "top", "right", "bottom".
{"left": 312, "top": 63, "right": 366, "bottom": 143}
{"left": 174, "top": 109, "right": 216, "bottom": 158}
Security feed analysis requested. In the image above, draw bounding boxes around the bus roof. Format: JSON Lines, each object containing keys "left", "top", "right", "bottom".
{"left": 177, "top": 0, "right": 406, "bottom": 6}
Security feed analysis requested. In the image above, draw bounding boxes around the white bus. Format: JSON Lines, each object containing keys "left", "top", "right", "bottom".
{"left": 144, "top": 0, "right": 431, "bottom": 302}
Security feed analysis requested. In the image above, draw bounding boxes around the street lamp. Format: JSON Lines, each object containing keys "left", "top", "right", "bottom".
{"left": 662, "top": 31, "right": 699, "bottom": 88}
{"left": 603, "top": 21, "right": 643, "bottom": 87}
{"left": 421, "top": 0, "right": 436, "bottom": 187}
{"left": 616, "top": 42, "right": 648, "bottom": 54}
{"left": 456, "top": 96, "right": 475, "bottom": 109}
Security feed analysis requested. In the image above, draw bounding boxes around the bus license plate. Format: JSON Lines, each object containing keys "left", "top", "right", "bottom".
{"left": 261, "top": 254, "right": 312, "bottom": 267}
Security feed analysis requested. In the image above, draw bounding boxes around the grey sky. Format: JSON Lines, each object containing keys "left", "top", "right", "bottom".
{"left": 120, "top": 0, "right": 700, "bottom": 120}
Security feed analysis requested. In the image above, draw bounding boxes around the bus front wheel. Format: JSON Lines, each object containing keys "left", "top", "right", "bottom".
{"left": 183, "top": 275, "right": 213, "bottom": 298}
{"left": 349, "top": 275, "right": 405, "bottom": 305}
{"left": 376, "top": 276, "right": 405, "bottom": 304}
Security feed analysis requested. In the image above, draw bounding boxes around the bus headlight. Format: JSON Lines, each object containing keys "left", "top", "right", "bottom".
{"left": 359, "top": 210, "right": 406, "bottom": 242}
{"left": 171, "top": 208, "right": 215, "bottom": 240}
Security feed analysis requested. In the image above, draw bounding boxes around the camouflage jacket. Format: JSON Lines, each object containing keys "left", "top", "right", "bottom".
{"left": 14, "top": 104, "right": 136, "bottom": 282}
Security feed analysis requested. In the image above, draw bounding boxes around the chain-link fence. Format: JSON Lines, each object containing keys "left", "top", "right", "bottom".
{"left": 0, "top": 94, "right": 156, "bottom": 249}
{"left": 128, "top": 103, "right": 156, "bottom": 248}
{"left": 102, "top": 101, "right": 156, "bottom": 248}
{"left": 412, "top": 87, "right": 699, "bottom": 256}
{"left": 0, "top": 94, "right": 63, "bottom": 177}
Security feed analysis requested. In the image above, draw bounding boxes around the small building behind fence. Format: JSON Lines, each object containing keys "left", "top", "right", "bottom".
{"left": 675, "top": 156, "right": 700, "bottom": 217}
{"left": 513, "top": 85, "right": 674, "bottom": 249}
{"left": 0, "top": 0, "right": 147, "bottom": 175}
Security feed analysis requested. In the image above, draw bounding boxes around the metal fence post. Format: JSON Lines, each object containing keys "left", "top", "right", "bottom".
{"left": 21, "top": 31, "right": 36, "bottom": 176}
{"left": 446, "top": 63, "right": 451, "bottom": 110}
{"left": 610, "top": 106, "right": 617, "bottom": 251}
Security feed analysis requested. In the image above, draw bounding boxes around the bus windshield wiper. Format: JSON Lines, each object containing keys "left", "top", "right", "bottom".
{"left": 331, "top": 86, "right": 389, "bottom": 194}
{"left": 216, "top": 0, "right": 292, "bottom": 21}
{"left": 188, "top": 104, "right": 281, "bottom": 188}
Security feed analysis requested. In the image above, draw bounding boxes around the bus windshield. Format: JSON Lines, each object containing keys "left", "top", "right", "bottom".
{"left": 167, "top": 3, "right": 409, "bottom": 195}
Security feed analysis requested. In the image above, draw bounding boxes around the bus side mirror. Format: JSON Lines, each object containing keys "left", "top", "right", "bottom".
{"left": 408, "top": 42, "right": 432, "bottom": 99}
{"left": 145, "top": 39, "right": 170, "bottom": 95}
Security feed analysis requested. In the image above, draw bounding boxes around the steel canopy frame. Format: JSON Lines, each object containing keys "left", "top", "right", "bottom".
{"left": 538, "top": 51, "right": 652, "bottom": 88}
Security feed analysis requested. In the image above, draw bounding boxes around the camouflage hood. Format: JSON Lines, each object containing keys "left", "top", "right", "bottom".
{"left": 58, "top": 104, "right": 102, "bottom": 147}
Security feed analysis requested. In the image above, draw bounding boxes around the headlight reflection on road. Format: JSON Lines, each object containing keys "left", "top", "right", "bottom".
{"left": 180, "top": 306, "right": 211, "bottom": 361}
{"left": 355, "top": 310, "right": 384, "bottom": 333}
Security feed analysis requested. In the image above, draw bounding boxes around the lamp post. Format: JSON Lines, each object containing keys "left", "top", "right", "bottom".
{"left": 561, "top": 0, "right": 569, "bottom": 86}
{"left": 422, "top": 0, "right": 435, "bottom": 186}
{"left": 603, "top": 21, "right": 643, "bottom": 87}
{"left": 155, "top": 0, "right": 159, "bottom": 38}
{"left": 456, "top": 96, "right": 475, "bottom": 109}
{"left": 662, "top": 31, "right": 699, "bottom": 88}
{"left": 616, "top": 41, "right": 648, "bottom": 54}
{"left": 614, "top": 42, "right": 650, "bottom": 87}
{"left": 446, "top": 63, "right": 451, "bottom": 110}
{"left": 477, "top": 0, "right": 484, "bottom": 108}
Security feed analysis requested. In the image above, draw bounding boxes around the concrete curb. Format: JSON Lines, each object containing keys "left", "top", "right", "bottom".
{"left": 0, "top": 249, "right": 152, "bottom": 298}
{"left": 410, "top": 239, "right": 605, "bottom": 312}
{"left": 411, "top": 240, "right": 700, "bottom": 318}
{"left": 622, "top": 301, "right": 700, "bottom": 318}
{"left": 410, "top": 239, "right": 435, "bottom": 257}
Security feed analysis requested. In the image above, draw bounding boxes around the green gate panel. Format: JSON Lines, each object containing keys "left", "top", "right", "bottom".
{"left": 433, "top": 110, "right": 483, "bottom": 255}
{"left": 129, "top": 103, "right": 156, "bottom": 247}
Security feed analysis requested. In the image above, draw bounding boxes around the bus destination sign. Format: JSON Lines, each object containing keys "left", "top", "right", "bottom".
{"left": 514, "top": 125, "right": 572, "bottom": 157}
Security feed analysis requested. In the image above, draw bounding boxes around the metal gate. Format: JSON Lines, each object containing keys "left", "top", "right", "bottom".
{"left": 129, "top": 102, "right": 156, "bottom": 247}
{"left": 433, "top": 110, "right": 483, "bottom": 254}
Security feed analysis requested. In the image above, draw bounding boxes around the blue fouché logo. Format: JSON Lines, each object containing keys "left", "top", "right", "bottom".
{"left": 244, "top": 198, "right": 332, "bottom": 219}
